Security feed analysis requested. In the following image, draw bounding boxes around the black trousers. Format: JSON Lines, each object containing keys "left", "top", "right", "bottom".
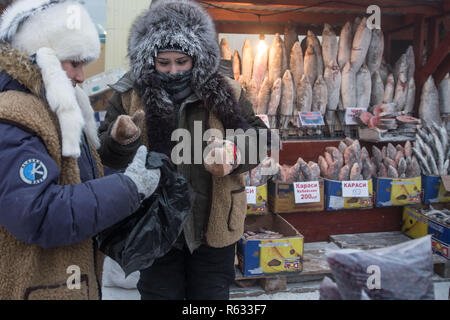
{"left": 137, "top": 243, "right": 236, "bottom": 300}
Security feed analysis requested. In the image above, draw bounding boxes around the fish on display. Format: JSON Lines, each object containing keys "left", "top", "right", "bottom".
{"left": 350, "top": 17, "right": 372, "bottom": 72}
{"left": 366, "top": 29, "right": 384, "bottom": 75}
{"left": 307, "top": 30, "right": 324, "bottom": 78}
{"left": 394, "top": 54, "right": 407, "bottom": 84}
{"left": 304, "top": 44, "right": 318, "bottom": 85}
{"left": 297, "top": 74, "right": 313, "bottom": 114}
{"left": 338, "top": 21, "right": 352, "bottom": 70}
{"left": 356, "top": 64, "right": 372, "bottom": 108}
{"left": 341, "top": 61, "right": 357, "bottom": 109}
{"left": 280, "top": 70, "right": 296, "bottom": 130}
{"left": 439, "top": 73, "right": 450, "bottom": 115}
{"left": 281, "top": 37, "right": 289, "bottom": 78}
{"left": 246, "top": 78, "right": 259, "bottom": 113}
{"left": 419, "top": 76, "right": 442, "bottom": 126}
{"left": 312, "top": 75, "right": 328, "bottom": 115}
{"left": 268, "top": 34, "right": 283, "bottom": 85}
{"left": 220, "top": 38, "right": 232, "bottom": 60}
{"left": 383, "top": 73, "right": 395, "bottom": 103}
{"left": 252, "top": 42, "right": 268, "bottom": 93}
{"left": 379, "top": 60, "right": 390, "bottom": 85}
{"left": 284, "top": 21, "right": 298, "bottom": 66}
{"left": 403, "top": 77, "right": 416, "bottom": 115}
{"left": 324, "top": 59, "right": 341, "bottom": 111}
{"left": 405, "top": 46, "right": 415, "bottom": 80}
{"left": 242, "top": 39, "right": 254, "bottom": 86}
{"left": 256, "top": 76, "right": 271, "bottom": 115}
{"left": 322, "top": 24, "right": 338, "bottom": 71}
{"left": 370, "top": 70, "right": 385, "bottom": 108}
{"left": 232, "top": 50, "right": 241, "bottom": 81}
{"left": 290, "top": 41, "right": 304, "bottom": 89}
{"left": 393, "top": 72, "right": 408, "bottom": 111}
{"left": 268, "top": 77, "right": 282, "bottom": 129}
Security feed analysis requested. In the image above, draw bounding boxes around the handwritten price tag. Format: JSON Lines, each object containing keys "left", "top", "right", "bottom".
{"left": 246, "top": 187, "right": 257, "bottom": 204}
{"left": 345, "top": 108, "right": 366, "bottom": 125}
{"left": 342, "top": 181, "right": 369, "bottom": 197}
{"left": 294, "top": 181, "right": 321, "bottom": 204}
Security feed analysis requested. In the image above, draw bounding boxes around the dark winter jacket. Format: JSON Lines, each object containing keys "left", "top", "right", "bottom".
{"left": 0, "top": 43, "right": 141, "bottom": 299}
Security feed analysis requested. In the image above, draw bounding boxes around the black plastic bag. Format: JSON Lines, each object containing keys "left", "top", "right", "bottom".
{"left": 96, "top": 152, "right": 192, "bottom": 276}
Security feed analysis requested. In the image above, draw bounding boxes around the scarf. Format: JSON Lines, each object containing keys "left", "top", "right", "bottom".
{"left": 154, "top": 70, "right": 193, "bottom": 104}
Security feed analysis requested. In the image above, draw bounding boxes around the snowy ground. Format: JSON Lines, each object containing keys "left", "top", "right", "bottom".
{"left": 101, "top": 258, "right": 450, "bottom": 300}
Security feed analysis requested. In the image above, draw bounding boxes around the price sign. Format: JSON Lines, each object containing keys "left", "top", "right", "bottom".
{"left": 298, "top": 112, "right": 325, "bottom": 127}
{"left": 294, "top": 181, "right": 321, "bottom": 204}
{"left": 345, "top": 108, "right": 366, "bottom": 125}
{"left": 246, "top": 187, "right": 257, "bottom": 204}
{"left": 342, "top": 181, "right": 370, "bottom": 198}
{"left": 256, "top": 114, "right": 270, "bottom": 129}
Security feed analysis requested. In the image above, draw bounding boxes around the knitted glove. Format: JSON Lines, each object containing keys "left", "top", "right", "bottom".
{"left": 124, "top": 146, "right": 161, "bottom": 198}
{"left": 204, "top": 137, "right": 241, "bottom": 177}
{"left": 111, "top": 110, "right": 145, "bottom": 145}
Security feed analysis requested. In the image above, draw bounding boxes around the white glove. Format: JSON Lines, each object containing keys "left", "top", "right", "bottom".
{"left": 124, "top": 146, "right": 161, "bottom": 198}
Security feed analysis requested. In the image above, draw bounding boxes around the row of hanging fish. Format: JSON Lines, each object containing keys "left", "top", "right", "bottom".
{"left": 418, "top": 74, "right": 450, "bottom": 127}
{"left": 371, "top": 142, "right": 421, "bottom": 178}
{"left": 413, "top": 123, "right": 450, "bottom": 176}
{"left": 317, "top": 138, "right": 376, "bottom": 181}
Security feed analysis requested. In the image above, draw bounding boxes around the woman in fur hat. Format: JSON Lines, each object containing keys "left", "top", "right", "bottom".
{"left": 98, "top": 0, "right": 271, "bottom": 300}
{"left": 0, "top": 0, "right": 161, "bottom": 300}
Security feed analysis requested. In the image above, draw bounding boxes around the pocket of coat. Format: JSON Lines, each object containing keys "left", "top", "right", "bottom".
{"left": 227, "top": 187, "right": 246, "bottom": 231}
{"left": 24, "top": 275, "right": 90, "bottom": 300}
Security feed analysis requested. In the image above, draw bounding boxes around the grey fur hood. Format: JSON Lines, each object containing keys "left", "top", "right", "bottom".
{"left": 128, "top": 0, "right": 220, "bottom": 90}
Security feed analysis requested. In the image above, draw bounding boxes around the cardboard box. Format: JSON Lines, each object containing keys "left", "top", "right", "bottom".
{"left": 402, "top": 206, "right": 429, "bottom": 239}
{"left": 268, "top": 180, "right": 325, "bottom": 213}
{"left": 422, "top": 175, "right": 450, "bottom": 204}
{"left": 373, "top": 177, "right": 421, "bottom": 207}
{"left": 246, "top": 184, "right": 269, "bottom": 216}
{"left": 237, "top": 214, "right": 304, "bottom": 277}
{"left": 324, "top": 179, "right": 373, "bottom": 210}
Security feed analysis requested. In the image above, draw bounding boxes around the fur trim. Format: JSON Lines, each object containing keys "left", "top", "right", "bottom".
{"left": 0, "top": 0, "right": 100, "bottom": 64}
{"left": 0, "top": 42, "right": 100, "bottom": 157}
{"left": 128, "top": 0, "right": 220, "bottom": 92}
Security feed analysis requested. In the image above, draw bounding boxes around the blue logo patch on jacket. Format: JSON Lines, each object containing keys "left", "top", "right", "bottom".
{"left": 19, "top": 159, "right": 48, "bottom": 185}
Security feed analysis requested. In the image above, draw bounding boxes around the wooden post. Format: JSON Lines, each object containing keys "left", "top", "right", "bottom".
{"left": 427, "top": 17, "right": 439, "bottom": 59}
{"left": 413, "top": 15, "right": 426, "bottom": 117}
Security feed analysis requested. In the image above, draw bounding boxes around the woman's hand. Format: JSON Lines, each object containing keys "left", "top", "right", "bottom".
{"left": 111, "top": 110, "right": 145, "bottom": 145}
{"left": 203, "top": 137, "right": 241, "bottom": 177}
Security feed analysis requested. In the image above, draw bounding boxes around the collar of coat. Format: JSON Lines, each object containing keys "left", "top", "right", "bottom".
{"left": 127, "top": 70, "right": 248, "bottom": 156}
{"left": 0, "top": 41, "right": 100, "bottom": 157}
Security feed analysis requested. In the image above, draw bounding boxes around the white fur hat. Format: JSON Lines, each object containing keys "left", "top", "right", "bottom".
{"left": 0, "top": 0, "right": 101, "bottom": 158}
{"left": 0, "top": 0, "right": 100, "bottom": 63}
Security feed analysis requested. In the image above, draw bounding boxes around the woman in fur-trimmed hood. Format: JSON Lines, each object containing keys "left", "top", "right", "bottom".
{"left": 98, "top": 0, "right": 270, "bottom": 300}
{"left": 0, "top": 0, "right": 160, "bottom": 300}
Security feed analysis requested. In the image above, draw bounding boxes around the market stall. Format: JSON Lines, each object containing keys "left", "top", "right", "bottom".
{"left": 197, "top": 0, "right": 450, "bottom": 280}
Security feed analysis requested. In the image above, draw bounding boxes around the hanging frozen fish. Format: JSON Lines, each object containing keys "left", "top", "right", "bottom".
{"left": 326, "top": 111, "right": 337, "bottom": 137}
{"left": 267, "top": 77, "right": 282, "bottom": 129}
{"left": 379, "top": 60, "right": 390, "bottom": 85}
{"left": 242, "top": 39, "right": 253, "bottom": 87}
{"left": 322, "top": 24, "right": 338, "bottom": 70}
{"left": 256, "top": 76, "right": 271, "bottom": 115}
{"left": 307, "top": 31, "right": 324, "bottom": 78}
{"left": 383, "top": 73, "right": 395, "bottom": 103}
{"left": 356, "top": 64, "right": 372, "bottom": 108}
{"left": 304, "top": 44, "right": 318, "bottom": 85}
{"left": 284, "top": 22, "right": 298, "bottom": 66}
{"left": 312, "top": 75, "right": 328, "bottom": 115}
{"left": 280, "top": 70, "right": 296, "bottom": 130}
{"left": 419, "top": 76, "right": 442, "bottom": 126}
{"left": 352, "top": 17, "right": 362, "bottom": 39}
{"left": 246, "top": 78, "right": 259, "bottom": 113}
{"left": 439, "top": 73, "right": 450, "bottom": 114}
{"left": 268, "top": 34, "right": 283, "bottom": 85}
{"left": 350, "top": 17, "right": 372, "bottom": 72}
{"left": 394, "top": 54, "right": 407, "bottom": 84}
{"left": 252, "top": 41, "right": 268, "bottom": 92}
{"left": 324, "top": 59, "right": 341, "bottom": 111}
{"left": 405, "top": 46, "right": 415, "bottom": 80}
{"left": 371, "top": 70, "right": 385, "bottom": 107}
{"left": 290, "top": 41, "right": 304, "bottom": 89}
{"left": 297, "top": 74, "right": 313, "bottom": 114}
{"left": 281, "top": 38, "right": 289, "bottom": 78}
{"left": 404, "top": 77, "right": 416, "bottom": 115}
{"left": 366, "top": 29, "right": 384, "bottom": 75}
{"left": 220, "top": 38, "right": 232, "bottom": 60}
{"left": 341, "top": 61, "right": 356, "bottom": 109}
{"left": 232, "top": 50, "right": 241, "bottom": 81}
{"left": 338, "top": 21, "right": 352, "bottom": 70}
{"left": 393, "top": 72, "right": 408, "bottom": 111}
